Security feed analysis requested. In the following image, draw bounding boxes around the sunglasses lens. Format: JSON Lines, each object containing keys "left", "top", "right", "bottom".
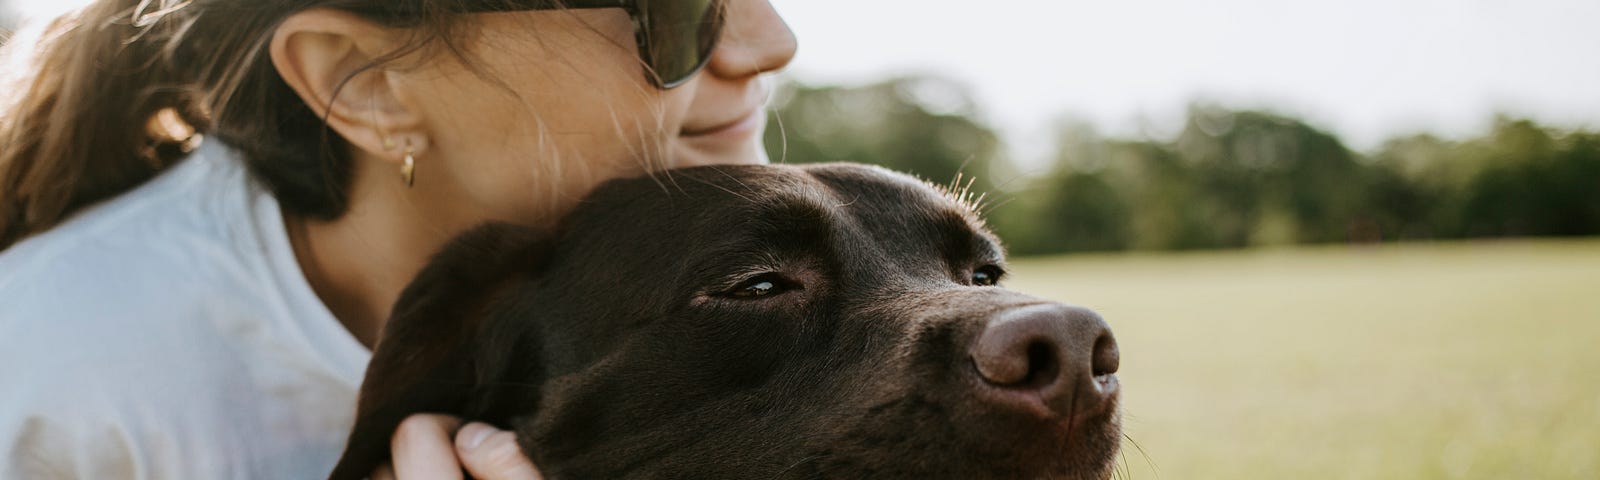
{"left": 642, "top": 0, "right": 722, "bottom": 87}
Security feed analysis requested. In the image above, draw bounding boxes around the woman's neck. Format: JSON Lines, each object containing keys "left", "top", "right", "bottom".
{"left": 284, "top": 214, "right": 408, "bottom": 349}
{"left": 282, "top": 160, "right": 484, "bottom": 349}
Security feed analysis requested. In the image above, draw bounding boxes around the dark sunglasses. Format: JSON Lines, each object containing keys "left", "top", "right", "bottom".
{"left": 452, "top": 0, "right": 726, "bottom": 89}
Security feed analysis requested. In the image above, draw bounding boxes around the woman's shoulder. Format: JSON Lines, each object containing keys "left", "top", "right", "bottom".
{"left": 0, "top": 140, "right": 256, "bottom": 276}
{"left": 0, "top": 141, "right": 272, "bottom": 355}
{"left": 0, "top": 140, "right": 275, "bottom": 298}
{"left": 0, "top": 139, "right": 365, "bottom": 379}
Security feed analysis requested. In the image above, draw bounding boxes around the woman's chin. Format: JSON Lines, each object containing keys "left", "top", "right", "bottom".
{"left": 672, "top": 136, "right": 770, "bottom": 168}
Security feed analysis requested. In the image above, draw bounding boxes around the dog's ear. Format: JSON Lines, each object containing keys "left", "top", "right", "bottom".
{"left": 327, "top": 223, "right": 551, "bottom": 480}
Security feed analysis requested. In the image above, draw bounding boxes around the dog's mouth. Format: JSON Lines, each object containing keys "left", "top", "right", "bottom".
{"left": 764, "top": 394, "right": 1123, "bottom": 480}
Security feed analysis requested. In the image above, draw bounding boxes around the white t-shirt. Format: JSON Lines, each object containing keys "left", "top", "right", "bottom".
{"left": 0, "top": 141, "right": 371, "bottom": 479}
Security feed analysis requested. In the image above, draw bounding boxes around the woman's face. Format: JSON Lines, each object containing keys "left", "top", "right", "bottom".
{"left": 396, "top": 0, "right": 797, "bottom": 225}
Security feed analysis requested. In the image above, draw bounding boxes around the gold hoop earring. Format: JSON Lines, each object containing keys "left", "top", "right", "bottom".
{"left": 400, "top": 144, "right": 416, "bottom": 188}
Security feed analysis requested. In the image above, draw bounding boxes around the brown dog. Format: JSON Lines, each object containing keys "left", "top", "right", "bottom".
{"left": 327, "top": 163, "right": 1122, "bottom": 479}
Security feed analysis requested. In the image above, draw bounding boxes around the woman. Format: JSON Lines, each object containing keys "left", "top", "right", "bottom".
{"left": 0, "top": 0, "right": 796, "bottom": 477}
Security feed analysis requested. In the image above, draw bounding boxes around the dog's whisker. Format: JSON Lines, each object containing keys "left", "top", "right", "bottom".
{"left": 1120, "top": 442, "right": 1133, "bottom": 480}
{"left": 1121, "top": 432, "right": 1158, "bottom": 478}
{"left": 952, "top": 154, "right": 978, "bottom": 190}
{"left": 975, "top": 171, "right": 1035, "bottom": 217}
{"left": 981, "top": 196, "right": 1020, "bottom": 216}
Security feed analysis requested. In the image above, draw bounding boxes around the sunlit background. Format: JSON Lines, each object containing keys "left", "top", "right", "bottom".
{"left": 4, "top": 1, "right": 1598, "bottom": 478}
{"left": 776, "top": 0, "right": 1600, "bottom": 161}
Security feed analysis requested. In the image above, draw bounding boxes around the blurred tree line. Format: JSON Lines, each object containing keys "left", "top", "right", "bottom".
{"left": 763, "top": 75, "right": 1600, "bottom": 256}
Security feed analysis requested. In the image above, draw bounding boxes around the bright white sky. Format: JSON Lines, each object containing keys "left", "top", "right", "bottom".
{"left": 10, "top": 0, "right": 1599, "bottom": 162}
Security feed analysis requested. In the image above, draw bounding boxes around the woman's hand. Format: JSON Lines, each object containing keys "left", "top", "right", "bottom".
{"left": 371, "top": 414, "right": 542, "bottom": 480}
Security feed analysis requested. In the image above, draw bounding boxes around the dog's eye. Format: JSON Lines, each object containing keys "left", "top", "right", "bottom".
{"left": 726, "top": 274, "right": 792, "bottom": 299}
{"left": 972, "top": 265, "right": 1004, "bottom": 287}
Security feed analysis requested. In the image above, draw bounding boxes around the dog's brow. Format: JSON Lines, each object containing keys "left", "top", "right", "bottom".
{"left": 682, "top": 199, "right": 838, "bottom": 284}
{"left": 933, "top": 207, "right": 1005, "bottom": 264}
{"left": 700, "top": 248, "right": 783, "bottom": 270}
{"left": 687, "top": 249, "right": 793, "bottom": 291}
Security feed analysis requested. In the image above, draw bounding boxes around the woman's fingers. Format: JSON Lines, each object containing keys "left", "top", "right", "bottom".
{"left": 390, "top": 414, "right": 465, "bottom": 480}
{"left": 380, "top": 414, "right": 541, "bottom": 480}
{"left": 456, "top": 422, "right": 543, "bottom": 480}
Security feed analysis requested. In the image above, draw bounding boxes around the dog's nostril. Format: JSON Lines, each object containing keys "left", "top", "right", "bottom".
{"left": 1022, "top": 341, "right": 1059, "bottom": 386}
{"left": 1091, "top": 332, "right": 1119, "bottom": 378}
{"left": 973, "top": 339, "right": 1059, "bottom": 386}
{"left": 970, "top": 308, "right": 1076, "bottom": 387}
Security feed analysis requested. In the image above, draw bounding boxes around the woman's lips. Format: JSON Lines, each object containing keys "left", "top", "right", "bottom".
{"left": 681, "top": 109, "right": 764, "bottom": 141}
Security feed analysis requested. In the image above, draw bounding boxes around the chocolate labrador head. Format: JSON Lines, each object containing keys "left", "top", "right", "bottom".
{"left": 327, "top": 163, "right": 1122, "bottom": 480}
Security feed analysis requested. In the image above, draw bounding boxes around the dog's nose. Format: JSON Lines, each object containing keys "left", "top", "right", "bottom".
{"left": 969, "top": 304, "right": 1119, "bottom": 419}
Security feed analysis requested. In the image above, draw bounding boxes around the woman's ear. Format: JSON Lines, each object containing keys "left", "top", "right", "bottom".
{"left": 269, "top": 8, "right": 426, "bottom": 160}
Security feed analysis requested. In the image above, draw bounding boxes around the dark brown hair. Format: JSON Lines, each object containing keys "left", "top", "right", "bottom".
{"left": 0, "top": 0, "right": 524, "bottom": 251}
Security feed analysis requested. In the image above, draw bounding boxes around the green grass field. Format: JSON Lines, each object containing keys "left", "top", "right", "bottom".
{"left": 1005, "top": 239, "right": 1600, "bottom": 479}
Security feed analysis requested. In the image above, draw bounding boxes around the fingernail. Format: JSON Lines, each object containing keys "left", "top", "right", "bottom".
{"left": 460, "top": 422, "right": 495, "bottom": 450}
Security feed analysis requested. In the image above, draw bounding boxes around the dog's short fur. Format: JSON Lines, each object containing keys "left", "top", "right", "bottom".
{"left": 327, "top": 163, "right": 1121, "bottom": 479}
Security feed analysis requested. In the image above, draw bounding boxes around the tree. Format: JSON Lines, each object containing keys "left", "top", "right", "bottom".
{"left": 762, "top": 75, "right": 1005, "bottom": 196}
{"left": 762, "top": 78, "right": 1600, "bottom": 255}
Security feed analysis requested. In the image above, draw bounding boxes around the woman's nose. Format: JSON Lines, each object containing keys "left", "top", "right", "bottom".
{"left": 706, "top": 0, "right": 798, "bottom": 80}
